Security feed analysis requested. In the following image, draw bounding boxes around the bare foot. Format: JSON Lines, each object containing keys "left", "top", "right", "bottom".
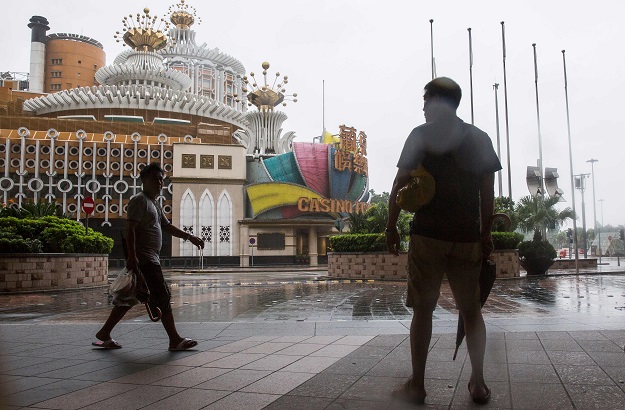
{"left": 391, "top": 377, "right": 426, "bottom": 405}
{"left": 95, "top": 330, "right": 110, "bottom": 342}
{"left": 468, "top": 381, "right": 491, "bottom": 404}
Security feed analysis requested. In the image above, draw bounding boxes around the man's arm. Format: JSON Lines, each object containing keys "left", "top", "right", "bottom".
{"left": 479, "top": 172, "right": 496, "bottom": 260}
{"left": 126, "top": 220, "right": 140, "bottom": 273}
{"left": 386, "top": 167, "right": 412, "bottom": 255}
{"left": 163, "top": 224, "right": 205, "bottom": 249}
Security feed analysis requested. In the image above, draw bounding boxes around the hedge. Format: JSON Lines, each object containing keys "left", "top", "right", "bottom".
{"left": 0, "top": 216, "right": 113, "bottom": 254}
{"left": 491, "top": 232, "right": 524, "bottom": 250}
{"left": 329, "top": 232, "right": 523, "bottom": 253}
{"left": 329, "top": 234, "right": 387, "bottom": 252}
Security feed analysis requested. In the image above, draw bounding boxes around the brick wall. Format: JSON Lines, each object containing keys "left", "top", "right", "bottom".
{"left": 491, "top": 250, "right": 521, "bottom": 278}
{"left": 327, "top": 252, "right": 408, "bottom": 280}
{"left": 0, "top": 254, "right": 108, "bottom": 292}
{"left": 552, "top": 258, "right": 597, "bottom": 269}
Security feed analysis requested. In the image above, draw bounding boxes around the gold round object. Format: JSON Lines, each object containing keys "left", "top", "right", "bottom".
{"left": 262, "top": 62, "right": 270, "bottom": 69}
{"left": 144, "top": 8, "right": 150, "bottom": 14}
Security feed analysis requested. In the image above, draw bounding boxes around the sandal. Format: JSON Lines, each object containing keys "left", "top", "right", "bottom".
{"left": 391, "top": 377, "right": 426, "bottom": 405}
{"left": 92, "top": 339, "right": 122, "bottom": 349}
{"left": 168, "top": 337, "right": 198, "bottom": 351}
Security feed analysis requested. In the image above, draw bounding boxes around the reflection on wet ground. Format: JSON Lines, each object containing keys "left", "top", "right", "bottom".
{"left": 1, "top": 272, "right": 625, "bottom": 324}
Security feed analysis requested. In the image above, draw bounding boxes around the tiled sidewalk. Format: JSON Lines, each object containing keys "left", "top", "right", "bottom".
{"left": 1, "top": 322, "right": 625, "bottom": 409}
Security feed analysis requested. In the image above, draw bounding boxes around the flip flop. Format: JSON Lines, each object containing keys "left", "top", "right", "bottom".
{"left": 468, "top": 382, "right": 491, "bottom": 405}
{"left": 92, "top": 339, "right": 122, "bottom": 349}
{"left": 168, "top": 337, "right": 198, "bottom": 352}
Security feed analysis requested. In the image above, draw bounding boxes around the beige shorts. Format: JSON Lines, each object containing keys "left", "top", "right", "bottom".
{"left": 406, "top": 234, "right": 482, "bottom": 312}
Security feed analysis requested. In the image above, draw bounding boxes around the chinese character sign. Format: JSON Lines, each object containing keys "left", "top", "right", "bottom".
{"left": 338, "top": 125, "right": 357, "bottom": 152}
{"left": 333, "top": 125, "right": 368, "bottom": 176}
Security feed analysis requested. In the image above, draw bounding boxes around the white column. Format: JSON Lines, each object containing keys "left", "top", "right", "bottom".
{"left": 308, "top": 227, "right": 318, "bottom": 267}
{"left": 29, "top": 42, "right": 46, "bottom": 93}
{"left": 240, "top": 224, "right": 250, "bottom": 267}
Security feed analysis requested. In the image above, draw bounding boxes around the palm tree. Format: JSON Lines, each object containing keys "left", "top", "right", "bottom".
{"left": 515, "top": 195, "right": 574, "bottom": 236}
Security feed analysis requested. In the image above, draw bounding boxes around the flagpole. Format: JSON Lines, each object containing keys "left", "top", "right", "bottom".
{"left": 430, "top": 19, "right": 435, "bottom": 80}
{"left": 493, "top": 83, "right": 503, "bottom": 197}
{"left": 501, "top": 22, "right": 512, "bottom": 198}
{"left": 532, "top": 43, "right": 544, "bottom": 196}
{"left": 562, "top": 49, "right": 580, "bottom": 275}
{"left": 468, "top": 28, "right": 474, "bottom": 124}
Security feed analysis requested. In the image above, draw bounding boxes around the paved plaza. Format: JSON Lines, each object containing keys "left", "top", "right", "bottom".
{"left": 1, "top": 261, "right": 625, "bottom": 409}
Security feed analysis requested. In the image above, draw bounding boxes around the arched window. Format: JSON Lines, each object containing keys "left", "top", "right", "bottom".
{"left": 217, "top": 190, "right": 232, "bottom": 256}
{"left": 180, "top": 189, "right": 196, "bottom": 256}
{"left": 199, "top": 190, "right": 215, "bottom": 256}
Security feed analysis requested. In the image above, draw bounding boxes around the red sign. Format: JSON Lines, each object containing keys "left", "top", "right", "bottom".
{"left": 82, "top": 197, "right": 95, "bottom": 215}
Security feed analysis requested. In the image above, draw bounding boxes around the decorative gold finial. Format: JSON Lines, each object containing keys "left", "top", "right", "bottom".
{"left": 168, "top": 0, "right": 202, "bottom": 29}
{"left": 114, "top": 7, "right": 171, "bottom": 51}
{"left": 243, "top": 62, "right": 298, "bottom": 111}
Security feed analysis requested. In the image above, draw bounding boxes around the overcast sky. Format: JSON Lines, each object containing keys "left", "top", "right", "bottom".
{"left": 3, "top": 0, "right": 624, "bottom": 228}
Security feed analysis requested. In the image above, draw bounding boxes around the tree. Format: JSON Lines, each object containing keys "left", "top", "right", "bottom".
{"left": 515, "top": 195, "right": 574, "bottom": 236}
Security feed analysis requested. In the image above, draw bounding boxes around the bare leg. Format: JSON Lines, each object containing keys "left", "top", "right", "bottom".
{"left": 461, "top": 307, "right": 489, "bottom": 399}
{"left": 96, "top": 306, "right": 131, "bottom": 341}
{"left": 160, "top": 310, "right": 185, "bottom": 347}
{"left": 409, "top": 307, "right": 432, "bottom": 400}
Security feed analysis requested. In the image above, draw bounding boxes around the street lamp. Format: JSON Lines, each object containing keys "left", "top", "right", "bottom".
{"left": 599, "top": 198, "right": 605, "bottom": 258}
{"left": 574, "top": 173, "right": 590, "bottom": 259}
{"left": 587, "top": 159, "right": 599, "bottom": 263}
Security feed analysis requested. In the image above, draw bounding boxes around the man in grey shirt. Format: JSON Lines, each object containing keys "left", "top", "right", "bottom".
{"left": 93, "top": 163, "right": 204, "bottom": 351}
{"left": 386, "top": 78, "right": 498, "bottom": 404}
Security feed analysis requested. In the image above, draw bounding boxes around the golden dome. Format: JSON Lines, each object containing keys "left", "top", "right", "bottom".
{"left": 244, "top": 62, "right": 297, "bottom": 110}
{"left": 168, "top": 0, "right": 202, "bottom": 29}
{"left": 115, "top": 8, "right": 171, "bottom": 52}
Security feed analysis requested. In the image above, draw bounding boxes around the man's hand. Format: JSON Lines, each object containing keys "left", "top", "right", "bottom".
{"left": 481, "top": 233, "right": 494, "bottom": 261}
{"left": 386, "top": 230, "right": 401, "bottom": 256}
{"left": 126, "top": 256, "right": 139, "bottom": 274}
{"left": 190, "top": 235, "right": 205, "bottom": 249}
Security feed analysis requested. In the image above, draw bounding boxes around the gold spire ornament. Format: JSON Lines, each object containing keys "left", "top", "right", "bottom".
{"left": 168, "top": 0, "right": 202, "bottom": 29}
{"left": 244, "top": 62, "right": 298, "bottom": 111}
{"left": 114, "top": 7, "right": 171, "bottom": 52}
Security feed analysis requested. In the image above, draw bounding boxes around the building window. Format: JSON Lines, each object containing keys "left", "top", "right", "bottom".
{"left": 51, "top": 71, "right": 62, "bottom": 78}
{"left": 223, "top": 72, "right": 235, "bottom": 107}
{"left": 51, "top": 58, "right": 62, "bottom": 65}
{"left": 198, "top": 66, "right": 215, "bottom": 99}
{"left": 50, "top": 84, "right": 61, "bottom": 90}
{"left": 258, "top": 233, "right": 286, "bottom": 250}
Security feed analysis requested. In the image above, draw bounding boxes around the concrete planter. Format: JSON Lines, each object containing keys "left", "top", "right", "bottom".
{"left": 491, "top": 249, "right": 521, "bottom": 278}
{"left": 0, "top": 254, "right": 108, "bottom": 293}
{"left": 327, "top": 252, "right": 407, "bottom": 280}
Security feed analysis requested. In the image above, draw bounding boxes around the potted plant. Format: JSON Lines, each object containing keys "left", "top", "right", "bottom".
{"left": 518, "top": 230, "right": 557, "bottom": 275}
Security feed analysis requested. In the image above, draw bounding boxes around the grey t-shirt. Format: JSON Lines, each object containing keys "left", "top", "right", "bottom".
{"left": 126, "top": 192, "right": 171, "bottom": 265}
{"left": 397, "top": 115, "right": 502, "bottom": 242}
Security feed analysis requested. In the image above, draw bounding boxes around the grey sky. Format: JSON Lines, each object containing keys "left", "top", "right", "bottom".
{"left": 3, "top": 0, "right": 623, "bottom": 227}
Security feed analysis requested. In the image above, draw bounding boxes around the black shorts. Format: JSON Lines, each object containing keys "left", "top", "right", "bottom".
{"left": 139, "top": 263, "right": 172, "bottom": 315}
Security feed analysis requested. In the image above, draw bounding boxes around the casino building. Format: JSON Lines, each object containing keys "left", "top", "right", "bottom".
{"left": 0, "top": 1, "right": 370, "bottom": 267}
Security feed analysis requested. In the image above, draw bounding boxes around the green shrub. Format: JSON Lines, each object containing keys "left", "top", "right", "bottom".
{"left": 491, "top": 232, "right": 524, "bottom": 250}
{"left": 518, "top": 239, "right": 557, "bottom": 260}
{"left": 329, "top": 234, "right": 387, "bottom": 252}
{"left": 0, "top": 238, "right": 43, "bottom": 253}
{"left": 0, "top": 215, "right": 113, "bottom": 254}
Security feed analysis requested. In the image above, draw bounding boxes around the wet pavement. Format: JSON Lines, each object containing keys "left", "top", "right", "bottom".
{"left": 1, "top": 265, "right": 625, "bottom": 327}
{"left": 2, "top": 262, "right": 625, "bottom": 409}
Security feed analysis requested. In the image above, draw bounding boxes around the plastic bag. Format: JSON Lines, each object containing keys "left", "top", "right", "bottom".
{"left": 110, "top": 268, "right": 139, "bottom": 307}
{"left": 110, "top": 268, "right": 134, "bottom": 294}
{"left": 396, "top": 165, "right": 435, "bottom": 213}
